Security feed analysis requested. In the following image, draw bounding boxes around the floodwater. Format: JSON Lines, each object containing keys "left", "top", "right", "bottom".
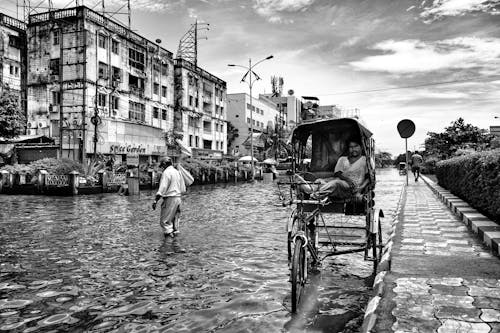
{"left": 0, "top": 168, "right": 404, "bottom": 333}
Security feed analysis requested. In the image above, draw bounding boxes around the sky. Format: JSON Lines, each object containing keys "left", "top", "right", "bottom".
{"left": 2, "top": 0, "right": 500, "bottom": 156}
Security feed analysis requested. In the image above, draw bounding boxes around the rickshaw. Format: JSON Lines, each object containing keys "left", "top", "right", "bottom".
{"left": 399, "top": 162, "right": 407, "bottom": 175}
{"left": 277, "top": 117, "right": 384, "bottom": 313}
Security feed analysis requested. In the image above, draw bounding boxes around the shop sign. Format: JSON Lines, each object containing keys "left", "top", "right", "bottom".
{"left": 127, "top": 154, "right": 139, "bottom": 167}
{"left": 110, "top": 144, "right": 147, "bottom": 155}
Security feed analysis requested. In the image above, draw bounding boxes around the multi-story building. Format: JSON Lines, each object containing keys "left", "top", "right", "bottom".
{"left": 174, "top": 58, "right": 227, "bottom": 160}
{"left": 226, "top": 92, "right": 279, "bottom": 156}
{"left": 26, "top": 6, "right": 175, "bottom": 164}
{"left": 0, "top": 13, "right": 27, "bottom": 117}
{"left": 260, "top": 91, "right": 301, "bottom": 128}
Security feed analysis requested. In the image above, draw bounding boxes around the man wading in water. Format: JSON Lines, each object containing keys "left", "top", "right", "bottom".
{"left": 152, "top": 157, "right": 183, "bottom": 238}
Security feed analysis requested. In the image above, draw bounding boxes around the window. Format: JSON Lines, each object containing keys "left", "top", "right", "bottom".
{"left": 153, "top": 107, "right": 159, "bottom": 119}
{"left": 153, "top": 62, "right": 160, "bottom": 72}
{"left": 189, "top": 135, "right": 193, "bottom": 146}
{"left": 129, "top": 74, "right": 145, "bottom": 94}
{"left": 98, "top": 62, "right": 108, "bottom": 79}
{"left": 53, "top": 31, "right": 60, "bottom": 45}
{"left": 189, "top": 96, "right": 193, "bottom": 106}
{"left": 203, "top": 140, "right": 212, "bottom": 149}
{"left": 161, "top": 63, "right": 168, "bottom": 75}
{"left": 195, "top": 97, "right": 199, "bottom": 107}
{"left": 14, "top": 67, "right": 18, "bottom": 76}
{"left": 111, "top": 40, "right": 119, "bottom": 54}
{"left": 98, "top": 33, "right": 107, "bottom": 48}
{"left": 98, "top": 93, "right": 106, "bottom": 107}
{"left": 220, "top": 107, "right": 224, "bottom": 116}
{"left": 52, "top": 91, "right": 61, "bottom": 105}
{"left": 9, "top": 35, "right": 22, "bottom": 48}
{"left": 49, "top": 58, "right": 60, "bottom": 75}
{"left": 247, "top": 117, "right": 250, "bottom": 124}
{"left": 195, "top": 136, "right": 199, "bottom": 147}
{"left": 128, "top": 48, "right": 145, "bottom": 71}
{"left": 161, "top": 109, "right": 167, "bottom": 120}
{"left": 9, "top": 65, "right": 14, "bottom": 75}
{"left": 112, "top": 66, "right": 121, "bottom": 82}
{"left": 129, "top": 101, "right": 145, "bottom": 122}
{"left": 161, "top": 85, "right": 167, "bottom": 97}
{"left": 111, "top": 96, "right": 119, "bottom": 110}
{"left": 203, "top": 121, "right": 211, "bottom": 132}
{"left": 153, "top": 83, "right": 159, "bottom": 95}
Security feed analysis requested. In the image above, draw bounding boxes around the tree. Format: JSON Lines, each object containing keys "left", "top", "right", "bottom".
{"left": 0, "top": 89, "right": 25, "bottom": 139}
{"left": 226, "top": 121, "right": 239, "bottom": 153}
{"left": 375, "top": 151, "right": 393, "bottom": 168}
{"left": 425, "top": 118, "right": 494, "bottom": 158}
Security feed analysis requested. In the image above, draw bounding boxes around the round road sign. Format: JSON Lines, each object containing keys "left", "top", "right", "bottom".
{"left": 397, "top": 119, "right": 415, "bottom": 138}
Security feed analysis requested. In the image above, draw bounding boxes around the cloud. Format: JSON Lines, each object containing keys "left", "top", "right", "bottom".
{"left": 349, "top": 37, "right": 500, "bottom": 74}
{"left": 253, "top": 0, "right": 314, "bottom": 22}
{"left": 419, "top": 0, "right": 500, "bottom": 21}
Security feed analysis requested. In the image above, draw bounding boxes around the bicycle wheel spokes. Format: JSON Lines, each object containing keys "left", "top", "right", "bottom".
{"left": 291, "top": 238, "right": 306, "bottom": 313}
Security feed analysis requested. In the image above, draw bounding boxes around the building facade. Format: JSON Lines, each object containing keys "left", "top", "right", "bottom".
{"left": 26, "top": 6, "right": 175, "bottom": 164}
{"left": 260, "top": 92, "right": 301, "bottom": 128}
{"left": 174, "top": 58, "right": 227, "bottom": 160}
{"left": 226, "top": 92, "right": 280, "bottom": 156}
{"left": 0, "top": 13, "right": 27, "bottom": 117}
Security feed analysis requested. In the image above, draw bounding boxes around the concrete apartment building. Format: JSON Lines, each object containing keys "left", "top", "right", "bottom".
{"left": 226, "top": 93, "right": 279, "bottom": 156}
{"left": 26, "top": 6, "right": 176, "bottom": 164}
{"left": 21, "top": 6, "right": 226, "bottom": 165}
{"left": 174, "top": 58, "right": 227, "bottom": 159}
{"left": 0, "top": 13, "right": 27, "bottom": 116}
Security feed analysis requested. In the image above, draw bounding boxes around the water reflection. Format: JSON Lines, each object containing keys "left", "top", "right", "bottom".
{"left": 0, "top": 169, "right": 403, "bottom": 332}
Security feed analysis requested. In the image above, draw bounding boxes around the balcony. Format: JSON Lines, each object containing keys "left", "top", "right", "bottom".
{"left": 129, "top": 86, "right": 145, "bottom": 98}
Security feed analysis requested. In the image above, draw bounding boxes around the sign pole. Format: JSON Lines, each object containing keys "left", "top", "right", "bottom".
{"left": 397, "top": 119, "right": 416, "bottom": 187}
{"left": 405, "top": 138, "right": 409, "bottom": 186}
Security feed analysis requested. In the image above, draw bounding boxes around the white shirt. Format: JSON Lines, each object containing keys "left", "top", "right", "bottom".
{"left": 334, "top": 156, "right": 368, "bottom": 187}
{"left": 157, "top": 165, "right": 183, "bottom": 197}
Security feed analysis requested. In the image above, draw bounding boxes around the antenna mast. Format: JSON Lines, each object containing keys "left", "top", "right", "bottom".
{"left": 176, "top": 19, "right": 209, "bottom": 66}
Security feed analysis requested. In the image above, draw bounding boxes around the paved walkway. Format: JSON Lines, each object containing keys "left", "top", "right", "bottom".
{"left": 365, "top": 178, "right": 500, "bottom": 332}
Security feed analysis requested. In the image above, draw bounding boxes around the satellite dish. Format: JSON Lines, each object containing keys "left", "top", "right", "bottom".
{"left": 288, "top": 89, "right": 294, "bottom": 95}
{"left": 397, "top": 119, "right": 415, "bottom": 138}
{"left": 155, "top": 39, "right": 162, "bottom": 44}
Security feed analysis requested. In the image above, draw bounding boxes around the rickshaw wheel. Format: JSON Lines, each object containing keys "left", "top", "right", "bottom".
{"left": 287, "top": 212, "right": 299, "bottom": 265}
{"left": 291, "top": 238, "right": 306, "bottom": 313}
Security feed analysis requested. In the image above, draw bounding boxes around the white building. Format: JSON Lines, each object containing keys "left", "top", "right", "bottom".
{"left": 0, "top": 13, "right": 26, "bottom": 116}
{"left": 174, "top": 58, "right": 227, "bottom": 160}
{"left": 226, "top": 92, "right": 279, "bottom": 156}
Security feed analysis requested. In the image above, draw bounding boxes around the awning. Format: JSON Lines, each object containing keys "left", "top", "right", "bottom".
{"left": 176, "top": 139, "right": 192, "bottom": 157}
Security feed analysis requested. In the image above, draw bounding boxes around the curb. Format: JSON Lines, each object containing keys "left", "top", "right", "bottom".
{"left": 420, "top": 175, "right": 500, "bottom": 257}
{"left": 360, "top": 183, "right": 406, "bottom": 333}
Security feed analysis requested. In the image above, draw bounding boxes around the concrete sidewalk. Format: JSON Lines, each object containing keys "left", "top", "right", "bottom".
{"left": 363, "top": 177, "right": 500, "bottom": 333}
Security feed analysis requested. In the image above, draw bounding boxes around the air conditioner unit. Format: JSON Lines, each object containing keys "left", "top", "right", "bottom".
{"left": 112, "top": 110, "right": 117, "bottom": 116}
{"left": 38, "top": 120, "right": 47, "bottom": 128}
{"left": 49, "top": 75, "right": 58, "bottom": 82}
{"left": 101, "top": 107, "right": 109, "bottom": 116}
{"left": 111, "top": 79, "right": 120, "bottom": 88}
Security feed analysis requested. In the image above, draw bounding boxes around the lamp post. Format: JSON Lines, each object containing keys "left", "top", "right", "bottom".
{"left": 228, "top": 55, "right": 273, "bottom": 181}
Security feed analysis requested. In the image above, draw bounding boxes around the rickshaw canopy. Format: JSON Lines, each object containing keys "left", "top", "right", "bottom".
{"left": 291, "top": 117, "right": 374, "bottom": 173}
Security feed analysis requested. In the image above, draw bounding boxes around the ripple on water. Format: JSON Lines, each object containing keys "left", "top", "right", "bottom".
{"left": 0, "top": 169, "right": 404, "bottom": 332}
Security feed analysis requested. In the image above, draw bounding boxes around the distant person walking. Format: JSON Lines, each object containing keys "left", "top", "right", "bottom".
{"left": 152, "top": 157, "right": 183, "bottom": 237}
{"left": 410, "top": 151, "right": 424, "bottom": 182}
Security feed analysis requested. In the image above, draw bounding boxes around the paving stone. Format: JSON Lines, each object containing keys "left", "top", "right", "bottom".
{"left": 432, "top": 294, "right": 475, "bottom": 308}
{"left": 489, "top": 323, "right": 500, "bottom": 333}
{"left": 430, "top": 285, "right": 469, "bottom": 296}
{"left": 469, "top": 286, "right": 500, "bottom": 298}
{"left": 437, "top": 320, "right": 491, "bottom": 333}
{"left": 393, "top": 317, "right": 441, "bottom": 332}
{"left": 481, "top": 309, "right": 500, "bottom": 322}
{"left": 447, "top": 239, "right": 469, "bottom": 245}
{"left": 464, "top": 279, "right": 500, "bottom": 288}
{"left": 428, "top": 278, "right": 463, "bottom": 286}
{"left": 401, "top": 238, "right": 425, "bottom": 244}
{"left": 425, "top": 242, "right": 448, "bottom": 248}
{"left": 435, "top": 306, "right": 482, "bottom": 322}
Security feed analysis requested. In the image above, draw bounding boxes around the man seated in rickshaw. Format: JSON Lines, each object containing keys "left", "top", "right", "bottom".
{"left": 295, "top": 139, "right": 369, "bottom": 200}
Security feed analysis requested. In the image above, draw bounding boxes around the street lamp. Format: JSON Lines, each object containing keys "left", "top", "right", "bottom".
{"left": 228, "top": 55, "right": 273, "bottom": 181}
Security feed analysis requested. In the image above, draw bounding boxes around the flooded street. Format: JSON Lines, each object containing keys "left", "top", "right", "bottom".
{"left": 0, "top": 168, "right": 404, "bottom": 333}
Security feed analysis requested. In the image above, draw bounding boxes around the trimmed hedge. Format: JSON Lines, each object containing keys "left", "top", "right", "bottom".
{"left": 435, "top": 150, "right": 500, "bottom": 223}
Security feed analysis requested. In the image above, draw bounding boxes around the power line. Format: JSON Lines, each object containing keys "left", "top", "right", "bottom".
{"left": 314, "top": 75, "right": 500, "bottom": 96}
